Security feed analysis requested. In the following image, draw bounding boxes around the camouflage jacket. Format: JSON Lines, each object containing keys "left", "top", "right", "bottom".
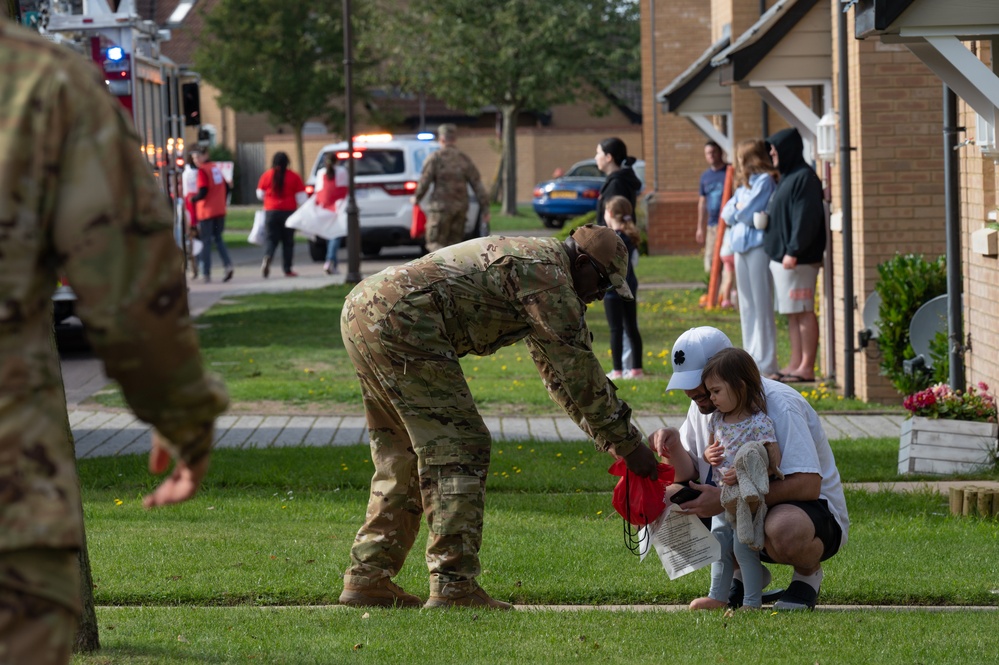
{"left": 413, "top": 145, "right": 489, "bottom": 213}
{"left": 348, "top": 236, "right": 642, "bottom": 456}
{"left": 0, "top": 24, "right": 228, "bottom": 554}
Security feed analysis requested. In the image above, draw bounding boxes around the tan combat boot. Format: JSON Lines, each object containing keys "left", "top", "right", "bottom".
{"left": 424, "top": 585, "right": 513, "bottom": 610}
{"left": 339, "top": 578, "right": 423, "bottom": 608}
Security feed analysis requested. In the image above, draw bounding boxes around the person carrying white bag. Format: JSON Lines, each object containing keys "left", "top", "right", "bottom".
{"left": 257, "top": 152, "right": 307, "bottom": 278}
{"left": 312, "top": 154, "right": 349, "bottom": 274}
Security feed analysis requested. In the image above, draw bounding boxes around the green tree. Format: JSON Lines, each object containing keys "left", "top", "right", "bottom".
{"left": 376, "top": 0, "right": 640, "bottom": 215}
{"left": 194, "top": 0, "right": 358, "bottom": 174}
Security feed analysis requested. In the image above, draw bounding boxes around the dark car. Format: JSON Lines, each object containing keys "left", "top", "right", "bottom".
{"left": 532, "top": 159, "right": 604, "bottom": 229}
{"left": 532, "top": 159, "right": 646, "bottom": 229}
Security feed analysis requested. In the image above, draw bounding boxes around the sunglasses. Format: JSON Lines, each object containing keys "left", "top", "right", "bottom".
{"left": 586, "top": 256, "right": 614, "bottom": 294}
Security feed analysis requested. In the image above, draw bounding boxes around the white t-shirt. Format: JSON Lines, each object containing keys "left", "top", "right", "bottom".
{"left": 181, "top": 165, "right": 199, "bottom": 197}
{"left": 679, "top": 377, "right": 849, "bottom": 548}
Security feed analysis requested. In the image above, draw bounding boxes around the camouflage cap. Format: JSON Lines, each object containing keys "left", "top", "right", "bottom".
{"left": 571, "top": 223, "right": 634, "bottom": 300}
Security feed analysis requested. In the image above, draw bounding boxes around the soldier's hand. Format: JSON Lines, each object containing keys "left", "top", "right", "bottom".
{"left": 142, "top": 433, "right": 211, "bottom": 509}
{"left": 623, "top": 444, "right": 658, "bottom": 480}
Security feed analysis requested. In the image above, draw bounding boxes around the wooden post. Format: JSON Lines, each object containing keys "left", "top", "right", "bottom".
{"left": 949, "top": 487, "right": 963, "bottom": 516}
{"left": 992, "top": 491, "right": 999, "bottom": 518}
{"left": 963, "top": 488, "right": 977, "bottom": 517}
{"left": 977, "top": 490, "right": 992, "bottom": 518}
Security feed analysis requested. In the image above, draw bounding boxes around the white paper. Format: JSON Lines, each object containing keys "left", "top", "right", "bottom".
{"left": 646, "top": 506, "right": 720, "bottom": 580}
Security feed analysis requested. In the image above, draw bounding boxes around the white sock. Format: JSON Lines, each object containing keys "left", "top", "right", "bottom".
{"left": 791, "top": 567, "right": 823, "bottom": 592}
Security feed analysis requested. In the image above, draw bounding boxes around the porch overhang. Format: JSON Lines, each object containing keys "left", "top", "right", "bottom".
{"left": 853, "top": 0, "right": 999, "bottom": 127}
{"left": 712, "top": 0, "right": 832, "bottom": 145}
{"left": 657, "top": 34, "right": 733, "bottom": 155}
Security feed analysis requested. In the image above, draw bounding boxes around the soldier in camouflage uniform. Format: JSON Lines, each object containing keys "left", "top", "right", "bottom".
{"left": 339, "top": 224, "right": 660, "bottom": 610}
{"left": 0, "top": 24, "right": 229, "bottom": 662}
{"left": 411, "top": 124, "right": 491, "bottom": 252}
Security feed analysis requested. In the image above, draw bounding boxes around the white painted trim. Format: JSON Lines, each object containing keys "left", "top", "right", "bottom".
{"left": 904, "top": 36, "right": 999, "bottom": 124}
{"left": 684, "top": 115, "right": 733, "bottom": 156}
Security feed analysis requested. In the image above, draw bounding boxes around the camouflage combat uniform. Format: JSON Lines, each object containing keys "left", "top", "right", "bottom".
{"left": 412, "top": 146, "right": 489, "bottom": 252}
{"left": 0, "top": 24, "right": 228, "bottom": 661}
{"left": 341, "top": 235, "right": 643, "bottom": 598}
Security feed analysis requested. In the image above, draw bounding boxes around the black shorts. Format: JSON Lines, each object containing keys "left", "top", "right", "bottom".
{"left": 760, "top": 499, "right": 842, "bottom": 564}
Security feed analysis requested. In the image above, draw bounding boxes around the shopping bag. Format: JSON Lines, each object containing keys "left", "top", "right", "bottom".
{"left": 248, "top": 210, "right": 267, "bottom": 246}
{"left": 410, "top": 204, "right": 427, "bottom": 239}
{"left": 609, "top": 459, "right": 675, "bottom": 527}
{"left": 285, "top": 195, "right": 346, "bottom": 240}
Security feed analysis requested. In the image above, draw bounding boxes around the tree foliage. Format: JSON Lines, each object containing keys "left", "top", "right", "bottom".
{"left": 374, "top": 0, "right": 640, "bottom": 214}
{"left": 194, "top": 0, "right": 364, "bottom": 174}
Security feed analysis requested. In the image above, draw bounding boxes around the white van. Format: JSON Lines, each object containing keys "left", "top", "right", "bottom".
{"left": 305, "top": 133, "right": 487, "bottom": 259}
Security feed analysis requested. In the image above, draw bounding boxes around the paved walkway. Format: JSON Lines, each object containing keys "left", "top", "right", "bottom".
{"left": 69, "top": 409, "right": 909, "bottom": 461}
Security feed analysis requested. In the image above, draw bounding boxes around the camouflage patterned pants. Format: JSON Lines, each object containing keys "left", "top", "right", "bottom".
{"left": 0, "top": 589, "right": 75, "bottom": 665}
{"left": 341, "top": 291, "right": 492, "bottom": 597}
{"left": 424, "top": 208, "right": 467, "bottom": 253}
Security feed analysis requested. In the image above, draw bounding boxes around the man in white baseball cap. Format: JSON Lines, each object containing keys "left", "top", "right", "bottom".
{"left": 650, "top": 326, "right": 849, "bottom": 612}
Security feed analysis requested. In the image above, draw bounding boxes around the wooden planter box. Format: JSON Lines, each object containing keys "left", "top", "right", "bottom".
{"left": 898, "top": 417, "right": 999, "bottom": 475}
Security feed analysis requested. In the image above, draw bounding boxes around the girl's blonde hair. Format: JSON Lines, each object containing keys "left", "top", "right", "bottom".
{"left": 701, "top": 347, "right": 768, "bottom": 416}
{"left": 605, "top": 196, "right": 640, "bottom": 248}
{"left": 735, "top": 139, "right": 779, "bottom": 188}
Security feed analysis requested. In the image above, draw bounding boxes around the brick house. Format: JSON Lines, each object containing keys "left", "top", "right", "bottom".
{"left": 639, "top": 0, "right": 999, "bottom": 404}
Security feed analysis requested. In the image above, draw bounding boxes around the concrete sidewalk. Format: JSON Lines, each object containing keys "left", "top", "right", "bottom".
{"left": 69, "top": 409, "right": 909, "bottom": 461}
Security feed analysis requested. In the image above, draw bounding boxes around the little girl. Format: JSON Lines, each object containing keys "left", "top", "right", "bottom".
{"left": 690, "top": 347, "right": 782, "bottom": 610}
{"left": 602, "top": 196, "right": 644, "bottom": 380}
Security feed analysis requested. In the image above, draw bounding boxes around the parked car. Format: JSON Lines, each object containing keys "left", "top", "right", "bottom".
{"left": 304, "top": 133, "right": 487, "bottom": 259}
{"left": 532, "top": 159, "right": 646, "bottom": 229}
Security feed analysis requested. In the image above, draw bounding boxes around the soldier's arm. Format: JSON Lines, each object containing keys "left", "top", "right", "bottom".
{"left": 50, "top": 63, "right": 228, "bottom": 466}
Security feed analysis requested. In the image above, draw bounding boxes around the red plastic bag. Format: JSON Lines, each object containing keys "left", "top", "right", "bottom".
{"left": 609, "top": 459, "right": 675, "bottom": 526}
{"left": 410, "top": 204, "right": 427, "bottom": 239}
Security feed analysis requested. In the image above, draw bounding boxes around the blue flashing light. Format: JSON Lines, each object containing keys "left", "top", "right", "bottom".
{"left": 416, "top": 132, "right": 434, "bottom": 141}
{"left": 106, "top": 46, "right": 124, "bottom": 61}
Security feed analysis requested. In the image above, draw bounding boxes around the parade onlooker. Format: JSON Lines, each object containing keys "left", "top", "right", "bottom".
{"left": 720, "top": 139, "right": 779, "bottom": 378}
{"left": 594, "top": 137, "right": 642, "bottom": 228}
{"left": 602, "top": 196, "right": 644, "bottom": 380}
{"left": 764, "top": 128, "right": 826, "bottom": 383}
{"left": 257, "top": 151, "right": 307, "bottom": 278}
{"left": 315, "top": 153, "right": 349, "bottom": 275}
{"left": 191, "top": 147, "right": 235, "bottom": 283}
{"left": 697, "top": 141, "right": 728, "bottom": 274}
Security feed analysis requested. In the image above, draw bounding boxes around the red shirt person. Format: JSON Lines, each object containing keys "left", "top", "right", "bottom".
{"left": 256, "top": 151, "right": 306, "bottom": 277}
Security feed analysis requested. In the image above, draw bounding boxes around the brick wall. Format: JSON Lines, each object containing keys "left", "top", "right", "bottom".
{"left": 828, "top": 12, "right": 946, "bottom": 403}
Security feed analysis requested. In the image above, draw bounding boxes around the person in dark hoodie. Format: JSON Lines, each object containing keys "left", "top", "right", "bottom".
{"left": 594, "top": 137, "right": 643, "bottom": 227}
{"left": 764, "top": 128, "right": 825, "bottom": 384}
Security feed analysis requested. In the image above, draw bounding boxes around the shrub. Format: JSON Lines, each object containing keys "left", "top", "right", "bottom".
{"left": 903, "top": 382, "right": 997, "bottom": 423}
{"left": 874, "top": 254, "right": 947, "bottom": 396}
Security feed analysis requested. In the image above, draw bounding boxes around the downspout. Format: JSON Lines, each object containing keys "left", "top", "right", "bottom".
{"left": 943, "top": 85, "right": 965, "bottom": 389}
{"left": 760, "top": 0, "right": 769, "bottom": 137}
{"left": 649, "top": 0, "right": 659, "bottom": 191}
{"left": 838, "top": 5, "right": 855, "bottom": 397}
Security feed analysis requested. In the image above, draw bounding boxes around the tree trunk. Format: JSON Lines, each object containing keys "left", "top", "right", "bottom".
{"left": 500, "top": 104, "right": 519, "bottom": 216}
{"left": 488, "top": 152, "right": 504, "bottom": 204}
{"left": 294, "top": 125, "right": 307, "bottom": 180}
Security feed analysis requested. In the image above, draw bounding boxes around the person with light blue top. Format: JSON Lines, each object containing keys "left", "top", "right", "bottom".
{"left": 720, "top": 139, "right": 779, "bottom": 379}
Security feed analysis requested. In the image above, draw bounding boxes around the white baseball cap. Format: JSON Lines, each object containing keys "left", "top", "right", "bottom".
{"left": 665, "top": 327, "right": 733, "bottom": 391}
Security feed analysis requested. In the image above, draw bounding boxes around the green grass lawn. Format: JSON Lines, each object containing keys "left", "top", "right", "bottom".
{"left": 90, "top": 282, "right": 876, "bottom": 415}
{"left": 72, "top": 441, "right": 999, "bottom": 664}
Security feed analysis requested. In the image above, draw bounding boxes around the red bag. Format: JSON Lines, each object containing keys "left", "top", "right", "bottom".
{"left": 609, "top": 459, "right": 675, "bottom": 526}
{"left": 410, "top": 204, "right": 427, "bottom": 239}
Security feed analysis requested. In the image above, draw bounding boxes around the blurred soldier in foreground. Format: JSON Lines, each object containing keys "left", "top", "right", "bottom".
{"left": 339, "top": 225, "right": 659, "bottom": 611}
{"left": 0, "top": 24, "right": 228, "bottom": 663}
{"left": 411, "top": 123, "right": 490, "bottom": 252}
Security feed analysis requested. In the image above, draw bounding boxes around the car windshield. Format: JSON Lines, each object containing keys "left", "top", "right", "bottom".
{"left": 566, "top": 163, "right": 602, "bottom": 178}
{"left": 320, "top": 149, "right": 405, "bottom": 176}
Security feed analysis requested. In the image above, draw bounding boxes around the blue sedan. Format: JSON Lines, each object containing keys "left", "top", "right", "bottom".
{"left": 532, "top": 159, "right": 605, "bottom": 228}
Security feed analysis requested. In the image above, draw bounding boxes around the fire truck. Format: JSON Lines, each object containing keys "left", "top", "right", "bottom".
{"left": 9, "top": 0, "right": 193, "bottom": 324}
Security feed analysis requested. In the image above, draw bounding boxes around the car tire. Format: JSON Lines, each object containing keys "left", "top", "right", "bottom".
{"left": 361, "top": 242, "right": 382, "bottom": 258}
{"left": 308, "top": 237, "right": 328, "bottom": 262}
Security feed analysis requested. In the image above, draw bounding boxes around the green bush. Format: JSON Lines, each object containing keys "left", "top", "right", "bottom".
{"left": 875, "top": 254, "right": 947, "bottom": 396}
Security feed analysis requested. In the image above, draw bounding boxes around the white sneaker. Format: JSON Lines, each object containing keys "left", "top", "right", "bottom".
{"left": 623, "top": 369, "right": 646, "bottom": 379}
{"left": 606, "top": 370, "right": 623, "bottom": 380}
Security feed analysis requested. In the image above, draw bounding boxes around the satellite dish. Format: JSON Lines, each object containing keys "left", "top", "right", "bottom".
{"left": 857, "top": 291, "right": 882, "bottom": 348}
{"left": 908, "top": 294, "right": 949, "bottom": 368}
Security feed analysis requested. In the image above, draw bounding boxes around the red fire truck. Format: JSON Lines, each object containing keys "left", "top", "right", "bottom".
{"left": 16, "top": 0, "right": 192, "bottom": 324}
